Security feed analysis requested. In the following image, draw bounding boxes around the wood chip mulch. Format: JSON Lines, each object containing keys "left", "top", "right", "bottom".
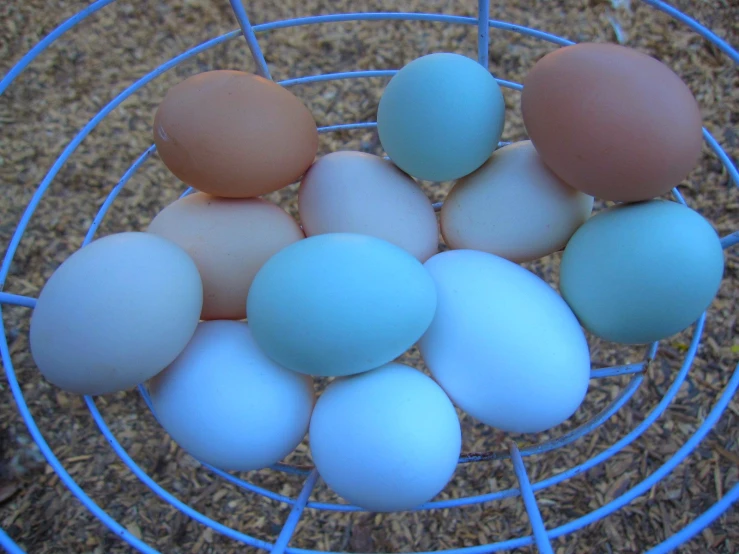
{"left": 0, "top": 0, "right": 737, "bottom": 553}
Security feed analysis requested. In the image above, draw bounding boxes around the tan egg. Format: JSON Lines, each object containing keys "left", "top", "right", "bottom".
{"left": 147, "top": 193, "right": 304, "bottom": 320}
{"left": 521, "top": 43, "right": 703, "bottom": 202}
{"left": 440, "top": 141, "right": 593, "bottom": 263}
{"left": 153, "top": 70, "right": 318, "bottom": 198}
{"left": 298, "top": 151, "right": 438, "bottom": 262}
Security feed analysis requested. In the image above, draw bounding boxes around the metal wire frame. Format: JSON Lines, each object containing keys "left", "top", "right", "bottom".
{"left": 0, "top": 0, "right": 737, "bottom": 552}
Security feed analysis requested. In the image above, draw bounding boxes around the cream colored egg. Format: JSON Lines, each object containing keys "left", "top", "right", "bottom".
{"left": 147, "top": 193, "right": 304, "bottom": 320}
{"left": 298, "top": 151, "right": 438, "bottom": 262}
{"left": 440, "top": 141, "right": 594, "bottom": 263}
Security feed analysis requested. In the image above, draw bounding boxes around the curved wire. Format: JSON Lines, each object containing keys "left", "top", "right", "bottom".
{"left": 288, "top": 358, "right": 739, "bottom": 554}
{"left": 0, "top": 309, "right": 157, "bottom": 552}
{"left": 255, "top": 13, "right": 574, "bottom": 47}
{"left": 549, "top": 361, "right": 739, "bottom": 541}
{"left": 0, "top": 9, "right": 576, "bottom": 289}
{"left": 647, "top": 481, "right": 739, "bottom": 554}
{"left": 83, "top": 145, "right": 156, "bottom": 245}
{"left": 0, "top": 529, "right": 25, "bottom": 554}
{"left": 8, "top": 76, "right": 727, "bottom": 530}
{"left": 641, "top": 0, "right": 739, "bottom": 64}
{"left": 703, "top": 128, "right": 739, "bottom": 188}
{"left": 0, "top": 1, "right": 737, "bottom": 553}
{"left": 0, "top": 0, "right": 118, "bottom": 96}
{"left": 127, "top": 314, "right": 642, "bottom": 512}
{"left": 1, "top": 115, "right": 736, "bottom": 551}
{"left": 0, "top": 27, "right": 242, "bottom": 289}
{"left": 83, "top": 395, "right": 275, "bottom": 550}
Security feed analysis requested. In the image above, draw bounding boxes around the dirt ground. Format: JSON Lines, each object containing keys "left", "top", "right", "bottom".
{"left": 0, "top": 0, "right": 737, "bottom": 553}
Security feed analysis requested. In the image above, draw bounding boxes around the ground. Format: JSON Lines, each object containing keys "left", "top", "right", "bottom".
{"left": 0, "top": 0, "right": 737, "bottom": 553}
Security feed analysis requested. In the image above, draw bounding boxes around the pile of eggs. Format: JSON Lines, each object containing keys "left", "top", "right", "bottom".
{"left": 29, "top": 43, "right": 725, "bottom": 512}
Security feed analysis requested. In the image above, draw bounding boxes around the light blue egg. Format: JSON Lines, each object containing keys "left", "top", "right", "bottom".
{"left": 246, "top": 233, "right": 437, "bottom": 377}
{"left": 377, "top": 52, "right": 505, "bottom": 182}
{"left": 560, "top": 200, "right": 725, "bottom": 344}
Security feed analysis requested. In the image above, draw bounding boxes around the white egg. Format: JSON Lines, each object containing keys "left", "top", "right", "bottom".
{"left": 418, "top": 250, "right": 590, "bottom": 434}
{"left": 148, "top": 321, "right": 315, "bottom": 472}
{"left": 30, "top": 232, "right": 203, "bottom": 396}
{"left": 440, "top": 140, "right": 594, "bottom": 263}
{"left": 309, "top": 363, "right": 461, "bottom": 512}
{"left": 298, "top": 151, "right": 438, "bottom": 262}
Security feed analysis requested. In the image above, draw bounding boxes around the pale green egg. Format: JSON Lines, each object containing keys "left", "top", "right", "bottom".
{"left": 246, "top": 233, "right": 437, "bottom": 377}
{"left": 377, "top": 52, "right": 505, "bottom": 182}
{"left": 560, "top": 199, "right": 725, "bottom": 345}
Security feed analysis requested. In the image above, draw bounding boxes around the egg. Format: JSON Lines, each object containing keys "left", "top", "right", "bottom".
{"left": 441, "top": 141, "right": 594, "bottom": 262}
{"left": 309, "top": 363, "right": 461, "bottom": 511}
{"left": 147, "top": 192, "right": 304, "bottom": 320}
{"left": 377, "top": 53, "right": 506, "bottom": 182}
{"left": 30, "top": 233, "right": 203, "bottom": 396}
{"left": 298, "top": 151, "right": 438, "bottom": 262}
{"left": 153, "top": 70, "right": 318, "bottom": 198}
{"left": 247, "top": 233, "right": 437, "bottom": 377}
{"left": 148, "top": 321, "right": 315, "bottom": 472}
{"left": 418, "top": 250, "right": 591, "bottom": 434}
{"left": 560, "top": 200, "right": 725, "bottom": 344}
{"left": 521, "top": 43, "right": 703, "bottom": 202}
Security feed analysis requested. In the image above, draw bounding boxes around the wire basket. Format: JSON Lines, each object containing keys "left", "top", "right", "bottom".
{"left": 0, "top": 0, "right": 737, "bottom": 552}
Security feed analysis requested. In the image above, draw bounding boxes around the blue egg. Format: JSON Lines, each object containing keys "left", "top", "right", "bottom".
{"left": 246, "top": 233, "right": 437, "bottom": 377}
{"left": 377, "top": 53, "right": 505, "bottom": 182}
{"left": 560, "top": 200, "right": 725, "bottom": 344}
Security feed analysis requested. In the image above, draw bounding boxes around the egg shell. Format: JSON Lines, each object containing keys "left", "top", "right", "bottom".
{"left": 418, "top": 249, "right": 591, "bottom": 434}
{"left": 309, "top": 363, "right": 461, "bottom": 512}
{"left": 153, "top": 70, "right": 318, "bottom": 198}
{"left": 377, "top": 53, "right": 506, "bottom": 182}
{"left": 521, "top": 43, "right": 703, "bottom": 202}
{"left": 560, "top": 200, "right": 725, "bottom": 344}
{"left": 30, "top": 232, "right": 203, "bottom": 396}
{"left": 247, "top": 233, "right": 437, "bottom": 377}
{"left": 441, "top": 141, "right": 594, "bottom": 262}
{"left": 298, "top": 151, "right": 438, "bottom": 262}
{"left": 148, "top": 321, "right": 315, "bottom": 472}
{"left": 147, "top": 192, "right": 304, "bottom": 320}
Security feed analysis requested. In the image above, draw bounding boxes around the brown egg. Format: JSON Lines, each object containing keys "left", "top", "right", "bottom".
{"left": 521, "top": 43, "right": 703, "bottom": 202}
{"left": 153, "top": 70, "right": 318, "bottom": 198}
{"left": 147, "top": 192, "right": 304, "bottom": 320}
